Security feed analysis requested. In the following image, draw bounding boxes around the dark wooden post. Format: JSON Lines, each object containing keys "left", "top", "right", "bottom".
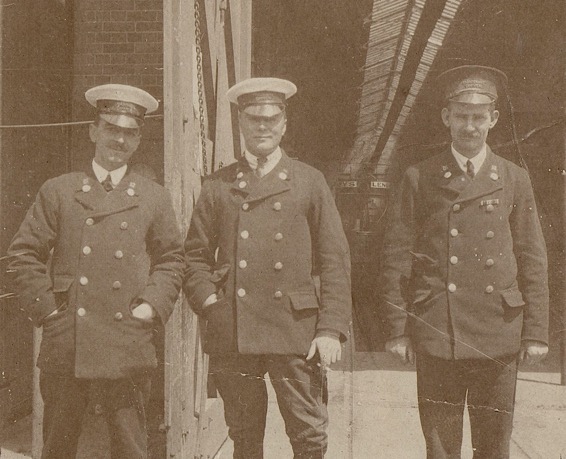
{"left": 562, "top": 90, "right": 566, "bottom": 386}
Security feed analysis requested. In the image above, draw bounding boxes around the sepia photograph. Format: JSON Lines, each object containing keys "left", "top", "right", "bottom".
{"left": 0, "top": 0, "right": 564, "bottom": 458}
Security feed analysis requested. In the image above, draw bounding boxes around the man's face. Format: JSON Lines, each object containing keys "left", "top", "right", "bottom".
{"left": 89, "top": 118, "right": 141, "bottom": 170}
{"left": 238, "top": 108, "right": 286, "bottom": 158}
{"left": 441, "top": 102, "right": 499, "bottom": 157}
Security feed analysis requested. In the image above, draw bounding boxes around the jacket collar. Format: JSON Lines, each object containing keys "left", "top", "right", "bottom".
{"left": 230, "top": 150, "right": 293, "bottom": 203}
{"left": 74, "top": 168, "right": 140, "bottom": 216}
{"left": 436, "top": 146, "right": 503, "bottom": 203}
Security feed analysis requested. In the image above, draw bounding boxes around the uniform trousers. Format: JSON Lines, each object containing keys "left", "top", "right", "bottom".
{"left": 210, "top": 354, "right": 329, "bottom": 459}
{"left": 39, "top": 372, "right": 151, "bottom": 459}
{"left": 416, "top": 353, "right": 518, "bottom": 459}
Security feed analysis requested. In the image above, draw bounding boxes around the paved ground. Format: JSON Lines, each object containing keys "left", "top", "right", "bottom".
{"left": 216, "top": 352, "right": 566, "bottom": 459}
{"left": 2, "top": 352, "right": 565, "bottom": 458}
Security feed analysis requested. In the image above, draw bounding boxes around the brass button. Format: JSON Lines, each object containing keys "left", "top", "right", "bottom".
{"left": 237, "top": 288, "right": 246, "bottom": 298}
{"left": 486, "top": 231, "right": 495, "bottom": 239}
{"left": 114, "top": 250, "right": 123, "bottom": 259}
{"left": 274, "top": 290, "right": 283, "bottom": 299}
{"left": 486, "top": 258, "right": 494, "bottom": 267}
{"left": 448, "top": 283, "right": 457, "bottom": 293}
{"left": 114, "top": 312, "right": 123, "bottom": 321}
{"left": 112, "top": 281, "right": 122, "bottom": 290}
{"left": 94, "top": 404, "right": 103, "bottom": 415}
{"left": 237, "top": 171, "right": 244, "bottom": 179}
{"left": 82, "top": 246, "right": 91, "bottom": 255}
{"left": 86, "top": 218, "right": 94, "bottom": 226}
{"left": 82, "top": 185, "right": 91, "bottom": 193}
{"left": 239, "top": 181, "right": 247, "bottom": 189}
{"left": 274, "top": 233, "right": 283, "bottom": 241}
{"left": 273, "top": 202, "right": 282, "bottom": 211}
{"left": 77, "top": 308, "right": 86, "bottom": 317}
{"left": 485, "top": 285, "right": 494, "bottom": 293}
{"left": 120, "top": 222, "right": 128, "bottom": 230}
{"left": 242, "top": 203, "right": 250, "bottom": 211}
{"left": 450, "top": 228, "right": 459, "bottom": 237}
{"left": 79, "top": 276, "right": 88, "bottom": 286}
{"left": 240, "top": 230, "right": 249, "bottom": 239}
{"left": 127, "top": 188, "right": 135, "bottom": 196}
{"left": 450, "top": 256, "right": 458, "bottom": 265}
{"left": 486, "top": 204, "right": 494, "bottom": 212}
{"left": 452, "top": 204, "right": 461, "bottom": 212}
{"left": 239, "top": 260, "right": 247, "bottom": 269}
{"left": 274, "top": 262, "right": 283, "bottom": 270}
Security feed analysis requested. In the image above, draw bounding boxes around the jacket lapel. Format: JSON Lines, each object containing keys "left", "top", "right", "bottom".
{"left": 435, "top": 150, "right": 468, "bottom": 197}
{"left": 74, "top": 168, "right": 140, "bottom": 217}
{"left": 245, "top": 152, "right": 292, "bottom": 203}
{"left": 229, "top": 152, "right": 293, "bottom": 203}
{"left": 230, "top": 158, "right": 254, "bottom": 197}
{"left": 434, "top": 147, "right": 503, "bottom": 204}
{"left": 453, "top": 147, "right": 503, "bottom": 204}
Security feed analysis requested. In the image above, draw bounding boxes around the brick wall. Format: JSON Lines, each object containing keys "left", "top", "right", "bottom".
{"left": 71, "top": 0, "right": 165, "bottom": 176}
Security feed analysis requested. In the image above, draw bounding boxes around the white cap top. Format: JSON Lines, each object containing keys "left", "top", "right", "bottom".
{"left": 226, "top": 78, "right": 297, "bottom": 105}
{"left": 85, "top": 84, "right": 158, "bottom": 128}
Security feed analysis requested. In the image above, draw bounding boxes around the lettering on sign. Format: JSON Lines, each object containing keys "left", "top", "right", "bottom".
{"left": 370, "top": 181, "right": 390, "bottom": 189}
{"left": 339, "top": 181, "right": 358, "bottom": 188}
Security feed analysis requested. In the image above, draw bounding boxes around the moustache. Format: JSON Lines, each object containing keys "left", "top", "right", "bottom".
{"left": 109, "top": 144, "right": 127, "bottom": 152}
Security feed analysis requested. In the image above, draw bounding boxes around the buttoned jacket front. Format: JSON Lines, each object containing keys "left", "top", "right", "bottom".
{"left": 380, "top": 147, "right": 548, "bottom": 360}
{"left": 184, "top": 152, "right": 352, "bottom": 355}
{"left": 8, "top": 169, "right": 184, "bottom": 378}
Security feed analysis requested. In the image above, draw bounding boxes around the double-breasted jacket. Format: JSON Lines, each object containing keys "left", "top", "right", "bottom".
{"left": 380, "top": 147, "right": 549, "bottom": 360}
{"left": 8, "top": 169, "right": 184, "bottom": 379}
{"left": 184, "top": 152, "right": 352, "bottom": 355}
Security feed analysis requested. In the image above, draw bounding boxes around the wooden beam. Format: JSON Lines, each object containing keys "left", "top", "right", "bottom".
{"left": 163, "top": 0, "right": 203, "bottom": 456}
{"left": 163, "top": 1, "right": 252, "bottom": 455}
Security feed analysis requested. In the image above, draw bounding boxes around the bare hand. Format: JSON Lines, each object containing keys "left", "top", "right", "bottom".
{"left": 132, "top": 302, "right": 155, "bottom": 321}
{"left": 519, "top": 340, "right": 548, "bottom": 365}
{"left": 306, "top": 336, "right": 342, "bottom": 368}
{"left": 385, "top": 336, "right": 415, "bottom": 364}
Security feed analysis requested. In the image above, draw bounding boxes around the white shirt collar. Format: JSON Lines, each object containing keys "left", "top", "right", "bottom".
{"left": 92, "top": 159, "right": 127, "bottom": 186}
{"left": 244, "top": 147, "right": 282, "bottom": 176}
{"left": 450, "top": 143, "right": 487, "bottom": 174}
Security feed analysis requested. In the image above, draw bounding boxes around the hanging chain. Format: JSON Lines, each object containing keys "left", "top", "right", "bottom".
{"left": 194, "top": 0, "right": 208, "bottom": 175}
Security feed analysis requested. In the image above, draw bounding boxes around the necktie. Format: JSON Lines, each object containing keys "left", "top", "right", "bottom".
{"left": 102, "top": 174, "right": 114, "bottom": 192}
{"left": 466, "top": 160, "right": 475, "bottom": 179}
{"left": 255, "top": 157, "right": 268, "bottom": 178}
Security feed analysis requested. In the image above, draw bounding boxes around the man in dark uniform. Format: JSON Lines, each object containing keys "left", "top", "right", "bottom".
{"left": 184, "top": 77, "right": 352, "bottom": 458}
{"left": 8, "top": 84, "right": 184, "bottom": 459}
{"left": 379, "top": 66, "right": 549, "bottom": 458}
